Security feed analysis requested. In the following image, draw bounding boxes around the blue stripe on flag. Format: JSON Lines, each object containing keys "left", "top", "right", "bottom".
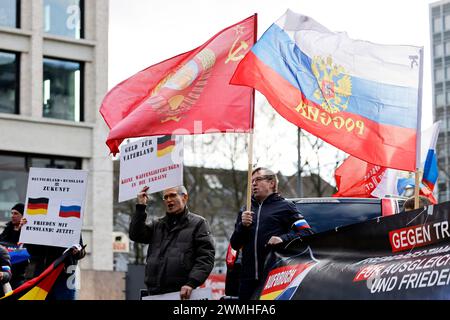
{"left": 1, "top": 266, "right": 11, "bottom": 272}
{"left": 423, "top": 149, "right": 438, "bottom": 188}
{"left": 59, "top": 205, "right": 81, "bottom": 212}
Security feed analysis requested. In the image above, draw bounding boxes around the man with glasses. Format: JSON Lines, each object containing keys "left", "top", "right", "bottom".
{"left": 129, "top": 185, "right": 215, "bottom": 300}
{"left": 230, "top": 167, "right": 313, "bottom": 299}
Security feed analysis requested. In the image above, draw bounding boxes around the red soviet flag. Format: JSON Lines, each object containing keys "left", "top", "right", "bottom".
{"left": 101, "top": 15, "right": 257, "bottom": 154}
{"left": 333, "top": 155, "right": 386, "bottom": 198}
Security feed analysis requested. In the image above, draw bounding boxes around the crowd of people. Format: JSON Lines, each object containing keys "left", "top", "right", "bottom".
{"left": 0, "top": 166, "right": 436, "bottom": 300}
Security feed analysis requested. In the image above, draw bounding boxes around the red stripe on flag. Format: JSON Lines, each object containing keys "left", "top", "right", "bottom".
{"left": 158, "top": 140, "right": 175, "bottom": 150}
{"left": 3, "top": 255, "right": 66, "bottom": 299}
{"left": 59, "top": 211, "right": 81, "bottom": 219}
{"left": 27, "top": 203, "right": 48, "bottom": 210}
{"left": 36, "top": 263, "right": 65, "bottom": 293}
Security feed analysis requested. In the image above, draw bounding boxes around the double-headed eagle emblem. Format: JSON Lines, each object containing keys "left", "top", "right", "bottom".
{"left": 311, "top": 56, "right": 352, "bottom": 114}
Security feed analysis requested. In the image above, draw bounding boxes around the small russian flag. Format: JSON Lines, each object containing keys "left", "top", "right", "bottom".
{"left": 1, "top": 266, "right": 11, "bottom": 272}
{"left": 292, "top": 219, "right": 311, "bottom": 231}
{"left": 59, "top": 200, "right": 81, "bottom": 219}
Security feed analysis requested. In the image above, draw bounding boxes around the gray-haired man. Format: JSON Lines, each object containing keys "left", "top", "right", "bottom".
{"left": 129, "top": 185, "right": 215, "bottom": 299}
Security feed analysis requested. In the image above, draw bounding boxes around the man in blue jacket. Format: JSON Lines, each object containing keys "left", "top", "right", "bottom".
{"left": 230, "top": 167, "right": 313, "bottom": 300}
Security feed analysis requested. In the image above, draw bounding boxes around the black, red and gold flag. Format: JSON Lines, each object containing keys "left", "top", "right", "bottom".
{"left": 0, "top": 248, "right": 71, "bottom": 300}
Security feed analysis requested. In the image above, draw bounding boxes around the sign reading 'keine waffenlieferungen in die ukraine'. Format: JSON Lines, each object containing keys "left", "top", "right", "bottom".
{"left": 118, "top": 135, "right": 183, "bottom": 202}
{"left": 19, "top": 168, "right": 88, "bottom": 248}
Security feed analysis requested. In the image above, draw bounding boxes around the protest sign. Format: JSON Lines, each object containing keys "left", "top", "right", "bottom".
{"left": 141, "top": 287, "right": 212, "bottom": 300}
{"left": 119, "top": 135, "right": 183, "bottom": 202}
{"left": 19, "top": 168, "right": 88, "bottom": 248}
{"left": 256, "top": 201, "right": 450, "bottom": 300}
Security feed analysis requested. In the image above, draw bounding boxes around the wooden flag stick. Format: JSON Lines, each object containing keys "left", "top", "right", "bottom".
{"left": 414, "top": 169, "right": 422, "bottom": 209}
{"left": 246, "top": 132, "right": 254, "bottom": 212}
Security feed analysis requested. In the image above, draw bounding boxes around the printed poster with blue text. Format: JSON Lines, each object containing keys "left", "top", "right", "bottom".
{"left": 119, "top": 135, "right": 183, "bottom": 202}
{"left": 19, "top": 168, "right": 88, "bottom": 248}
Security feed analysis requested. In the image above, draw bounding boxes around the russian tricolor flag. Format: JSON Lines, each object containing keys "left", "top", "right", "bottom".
{"left": 231, "top": 9, "right": 423, "bottom": 172}
{"left": 59, "top": 200, "right": 81, "bottom": 219}
{"left": 292, "top": 219, "right": 311, "bottom": 231}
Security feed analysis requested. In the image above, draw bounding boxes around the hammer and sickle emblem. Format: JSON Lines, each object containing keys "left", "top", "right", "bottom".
{"left": 225, "top": 38, "right": 249, "bottom": 64}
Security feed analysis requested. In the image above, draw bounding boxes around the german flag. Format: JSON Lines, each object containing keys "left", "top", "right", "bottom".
{"left": 26, "top": 197, "right": 49, "bottom": 215}
{"left": 157, "top": 135, "right": 175, "bottom": 157}
{"left": 0, "top": 249, "right": 71, "bottom": 300}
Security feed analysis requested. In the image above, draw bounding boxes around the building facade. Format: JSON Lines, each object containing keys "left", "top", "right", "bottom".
{"left": 0, "top": 0, "right": 113, "bottom": 272}
{"left": 430, "top": 0, "right": 450, "bottom": 202}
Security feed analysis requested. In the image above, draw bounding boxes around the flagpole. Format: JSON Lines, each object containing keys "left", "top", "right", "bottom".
{"left": 246, "top": 14, "right": 257, "bottom": 213}
{"left": 414, "top": 47, "right": 424, "bottom": 210}
{"left": 246, "top": 132, "right": 254, "bottom": 212}
{"left": 414, "top": 169, "right": 422, "bottom": 209}
{"left": 297, "top": 128, "right": 303, "bottom": 197}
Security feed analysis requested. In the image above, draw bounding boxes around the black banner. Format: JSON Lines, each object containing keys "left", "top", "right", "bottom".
{"left": 255, "top": 201, "right": 450, "bottom": 300}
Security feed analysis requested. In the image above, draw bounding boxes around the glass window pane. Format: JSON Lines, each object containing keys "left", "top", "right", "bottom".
{"left": 436, "top": 93, "right": 445, "bottom": 106}
{"left": 446, "top": 42, "right": 450, "bottom": 56}
{"left": 30, "top": 157, "right": 79, "bottom": 169}
{"left": 0, "top": 155, "right": 27, "bottom": 222}
{"left": 435, "top": 43, "right": 444, "bottom": 58}
{"left": 446, "top": 15, "right": 450, "bottom": 31}
{"left": 435, "top": 16, "right": 442, "bottom": 33}
{"left": 43, "top": 58, "right": 82, "bottom": 121}
{"left": 0, "top": 51, "right": 18, "bottom": 114}
{"left": 435, "top": 68, "right": 444, "bottom": 82}
{"left": 30, "top": 158, "right": 52, "bottom": 168}
{"left": 446, "top": 66, "right": 450, "bottom": 79}
{"left": 44, "top": 0, "right": 82, "bottom": 39}
{"left": 53, "top": 159, "right": 78, "bottom": 169}
{"left": 0, "top": 0, "right": 17, "bottom": 28}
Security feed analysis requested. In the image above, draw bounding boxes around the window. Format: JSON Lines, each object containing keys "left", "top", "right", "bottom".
{"left": 43, "top": 0, "right": 83, "bottom": 39}
{"left": 435, "top": 43, "right": 444, "bottom": 58}
{"left": 446, "top": 15, "right": 450, "bottom": 31}
{"left": 446, "top": 65, "right": 450, "bottom": 79}
{"left": 446, "top": 92, "right": 450, "bottom": 105}
{"left": 0, "top": 51, "right": 19, "bottom": 114}
{"left": 43, "top": 57, "right": 82, "bottom": 121}
{"left": 434, "top": 16, "right": 442, "bottom": 33}
{"left": 0, "top": 152, "right": 81, "bottom": 221}
{"left": 445, "top": 41, "right": 450, "bottom": 56}
{"left": 436, "top": 92, "right": 445, "bottom": 107}
{"left": 435, "top": 68, "right": 444, "bottom": 82}
{"left": 0, "top": 0, "right": 18, "bottom": 28}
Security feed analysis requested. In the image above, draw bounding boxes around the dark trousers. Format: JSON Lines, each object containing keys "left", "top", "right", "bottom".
{"left": 238, "top": 279, "right": 260, "bottom": 300}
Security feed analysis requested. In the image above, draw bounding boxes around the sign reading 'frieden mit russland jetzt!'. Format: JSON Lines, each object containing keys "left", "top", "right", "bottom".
{"left": 19, "top": 167, "right": 88, "bottom": 248}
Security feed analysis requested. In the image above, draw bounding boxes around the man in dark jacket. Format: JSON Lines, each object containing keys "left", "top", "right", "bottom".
{"left": 0, "top": 203, "right": 24, "bottom": 244}
{"left": 230, "top": 167, "right": 313, "bottom": 300}
{"left": 129, "top": 185, "right": 215, "bottom": 299}
{"left": 0, "top": 203, "right": 29, "bottom": 289}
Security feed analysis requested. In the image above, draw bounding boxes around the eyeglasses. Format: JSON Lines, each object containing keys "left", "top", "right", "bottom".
{"left": 162, "top": 193, "right": 179, "bottom": 201}
{"left": 251, "top": 175, "right": 273, "bottom": 184}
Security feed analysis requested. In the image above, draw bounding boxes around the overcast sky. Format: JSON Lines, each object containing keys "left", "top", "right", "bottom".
{"left": 108, "top": 0, "right": 436, "bottom": 179}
